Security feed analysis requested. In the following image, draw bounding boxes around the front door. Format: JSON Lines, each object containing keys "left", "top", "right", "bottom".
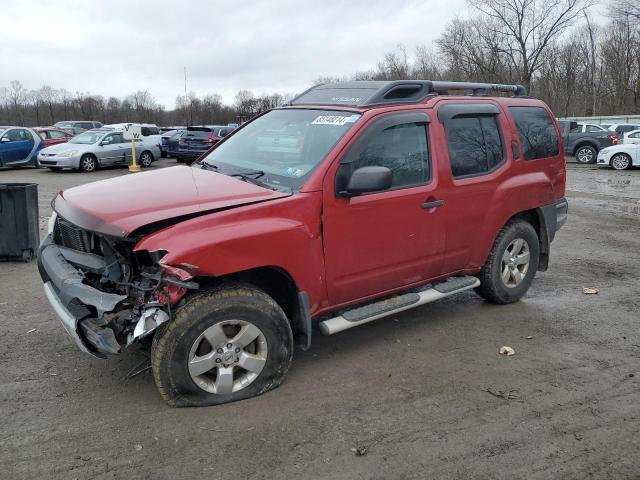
{"left": 98, "top": 133, "right": 125, "bottom": 165}
{"left": 322, "top": 112, "right": 445, "bottom": 306}
{"left": 1, "top": 129, "right": 34, "bottom": 163}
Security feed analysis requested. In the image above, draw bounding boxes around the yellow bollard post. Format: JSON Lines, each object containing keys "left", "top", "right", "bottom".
{"left": 129, "top": 137, "right": 141, "bottom": 173}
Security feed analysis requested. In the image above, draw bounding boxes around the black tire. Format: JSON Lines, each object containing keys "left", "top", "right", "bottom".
{"left": 79, "top": 154, "right": 97, "bottom": 172}
{"left": 139, "top": 151, "right": 154, "bottom": 168}
{"left": 175, "top": 157, "right": 185, "bottom": 163}
{"left": 574, "top": 145, "right": 597, "bottom": 164}
{"left": 610, "top": 152, "right": 631, "bottom": 170}
{"left": 151, "top": 283, "right": 293, "bottom": 407}
{"left": 475, "top": 220, "right": 540, "bottom": 304}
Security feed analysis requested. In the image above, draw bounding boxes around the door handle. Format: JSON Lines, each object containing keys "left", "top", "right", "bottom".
{"left": 421, "top": 199, "right": 445, "bottom": 209}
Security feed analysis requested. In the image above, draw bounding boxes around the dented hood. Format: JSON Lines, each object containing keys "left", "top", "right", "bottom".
{"left": 54, "top": 165, "right": 291, "bottom": 237}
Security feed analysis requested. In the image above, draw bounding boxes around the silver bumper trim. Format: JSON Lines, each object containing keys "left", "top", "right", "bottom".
{"left": 43, "top": 281, "right": 96, "bottom": 356}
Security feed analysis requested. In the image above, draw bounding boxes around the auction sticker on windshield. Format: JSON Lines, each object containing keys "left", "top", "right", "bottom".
{"left": 312, "top": 115, "right": 359, "bottom": 126}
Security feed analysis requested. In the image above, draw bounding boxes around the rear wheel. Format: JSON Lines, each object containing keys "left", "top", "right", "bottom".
{"left": 151, "top": 283, "right": 293, "bottom": 407}
{"left": 475, "top": 220, "right": 540, "bottom": 304}
{"left": 611, "top": 153, "right": 631, "bottom": 170}
{"left": 139, "top": 151, "right": 154, "bottom": 168}
{"left": 79, "top": 154, "right": 97, "bottom": 172}
{"left": 575, "top": 145, "right": 597, "bottom": 164}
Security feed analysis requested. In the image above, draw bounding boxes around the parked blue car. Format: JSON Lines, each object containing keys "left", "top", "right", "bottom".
{"left": 0, "top": 127, "right": 43, "bottom": 167}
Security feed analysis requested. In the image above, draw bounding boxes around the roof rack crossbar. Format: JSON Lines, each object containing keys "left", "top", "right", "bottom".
{"left": 430, "top": 81, "right": 526, "bottom": 97}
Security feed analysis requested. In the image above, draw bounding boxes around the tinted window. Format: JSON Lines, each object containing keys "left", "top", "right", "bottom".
{"left": 348, "top": 122, "right": 430, "bottom": 188}
{"left": 509, "top": 107, "right": 559, "bottom": 160}
{"left": 444, "top": 115, "right": 504, "bottom": 178}
{"left": 79, "top": 122, "right": 94, "bottom": 130}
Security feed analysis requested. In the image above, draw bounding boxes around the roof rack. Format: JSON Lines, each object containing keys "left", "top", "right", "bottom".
{"left": 289, "top": 80, "right": 527, "bottom": 107}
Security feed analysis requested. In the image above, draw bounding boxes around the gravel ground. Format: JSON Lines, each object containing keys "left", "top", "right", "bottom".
{"left": 1, "top": 159, "right": 639, "bottom": 480}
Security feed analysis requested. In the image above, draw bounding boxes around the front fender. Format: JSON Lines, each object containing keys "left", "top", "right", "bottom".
{"left": 133, "top": 193, "right": 327, "bottom": 312}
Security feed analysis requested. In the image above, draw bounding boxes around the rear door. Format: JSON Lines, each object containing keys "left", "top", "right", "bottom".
{"left": 1, "top": 129, "right": 35, "bottom": 162}
{"left": 322, "top": 111, "right": 446, "bottom": 305}
{"left": 434, "top": 102, "right": 512, "bottom": 272}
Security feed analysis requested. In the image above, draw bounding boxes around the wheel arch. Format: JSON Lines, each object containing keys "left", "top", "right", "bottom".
{"left": 192, "top": 266, "right": 312, "bottom": 350}
{"left": 572, "top": 141, "right": 598, "bottom": 156}
{"left": 501, "top": 208, "right": 550, "bottom": 271}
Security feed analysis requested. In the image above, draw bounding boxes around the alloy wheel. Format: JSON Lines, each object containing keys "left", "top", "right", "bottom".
{"left": 576, "top": 147, "right": 594, "bottom": 163}
{"left": 501, "top": 238, "right": 530, "bottom": 288}
{"left": 140, "top": 152, "right": 153, "bottom": 167}
{"left": 611, "top": 153, "right": 630, "bottom": 170}
{"left": 187, "top": 319, "right": 268, "bottom": 394}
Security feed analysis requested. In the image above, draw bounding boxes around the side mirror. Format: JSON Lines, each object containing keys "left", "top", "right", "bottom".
{"left": 0, "top": 137, "right": 10, "bottom": 143}
{"left": 339, "top": 166, "right": 392, "bottom": 197}
{"left": 99, "top": 140, "right": 109, "bottom": 146}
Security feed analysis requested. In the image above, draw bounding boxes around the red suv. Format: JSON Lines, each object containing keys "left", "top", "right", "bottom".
{"left": 38, "top": 80, "right": 567, "bottom": 407}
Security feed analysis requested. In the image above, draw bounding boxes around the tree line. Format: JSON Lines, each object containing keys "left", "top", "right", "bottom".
{"left": 1, "top": 0, "right": 639, "bottom": 127}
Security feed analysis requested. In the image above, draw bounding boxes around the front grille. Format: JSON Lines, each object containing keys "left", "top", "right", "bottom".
{"left": 54, "top": 217, "right": 92, "bottom": 252}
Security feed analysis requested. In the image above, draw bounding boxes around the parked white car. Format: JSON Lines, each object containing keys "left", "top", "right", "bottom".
{"left": 622, "top": 129, "right": 640, "bottom": 145}
{"left": 596, "top": 143, "right": 640, "bottom": 170}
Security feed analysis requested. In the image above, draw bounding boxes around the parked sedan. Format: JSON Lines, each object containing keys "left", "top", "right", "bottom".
{"left": 54, "top": 120, "right": 103, "bottom": 130}
{"left": 37, "top": 128, "right": 160, "bottom": 172}
{"left": 35, "top": 127, "right": 73, "bottom": 147}
{"left": 622, "top": 129, "right": 640, "bottom": 145}
{"left": 597, "top": 143, "right": 640, "bottom": 170}
{"left": 0, "top": 126, "right": 43, "bottom": 167}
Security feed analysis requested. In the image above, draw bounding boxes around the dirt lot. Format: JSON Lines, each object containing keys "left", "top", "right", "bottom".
{"left": 1, "top": 159, "right": 639, "bottom": 480}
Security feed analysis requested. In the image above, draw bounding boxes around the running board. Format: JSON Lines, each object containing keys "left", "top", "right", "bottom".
{"left": 319, "top": 276, "right": 480, "bottom": 335}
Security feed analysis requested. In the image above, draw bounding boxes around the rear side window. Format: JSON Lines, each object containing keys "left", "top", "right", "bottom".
{"left": 444, "top": 116, "right": 504, "bottom": 178}
{"left": 49, "top": 130, "right": 68, "bottom": 139}
{"left": 509, "top": 107, "right": 559, "bottom": 160}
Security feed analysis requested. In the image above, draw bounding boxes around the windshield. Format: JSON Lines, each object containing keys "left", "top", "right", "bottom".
{"left": 69, "top": 131, "right": 103, "bottom": 144}
{"left": 201, "top": 109, "right": 361, "bottom": 189}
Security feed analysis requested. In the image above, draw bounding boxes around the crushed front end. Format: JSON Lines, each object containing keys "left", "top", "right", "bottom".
{"left": 38, "top": 212, "right": 197, "bottom": 358}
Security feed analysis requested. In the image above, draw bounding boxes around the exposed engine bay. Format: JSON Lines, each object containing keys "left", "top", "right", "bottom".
{"left": 38, "top": 213, "right": 198, "bottom": 357}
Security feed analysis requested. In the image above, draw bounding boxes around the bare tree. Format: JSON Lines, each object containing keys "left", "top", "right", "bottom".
{"left": 469, "top": 0, "right": 592, "bottom": 91}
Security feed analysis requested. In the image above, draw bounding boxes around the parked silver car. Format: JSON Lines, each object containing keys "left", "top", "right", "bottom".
{"left": 37, "top": 128, "right": 160, "bottom": 172}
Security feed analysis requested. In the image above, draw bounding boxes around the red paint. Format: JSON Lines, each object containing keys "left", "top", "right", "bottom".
{"left": 34, "top": 128, "right": 73, "bottom": 147}
{"left": 55, "top": 95, "right": 566, "bottom": 318}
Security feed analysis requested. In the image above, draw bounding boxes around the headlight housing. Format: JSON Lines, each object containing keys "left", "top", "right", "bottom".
{"left": 57, "top": 150, "right": 78, "bottom": 157}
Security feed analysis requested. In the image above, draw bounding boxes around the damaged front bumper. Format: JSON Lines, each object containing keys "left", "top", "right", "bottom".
{"left": 38, "top": 233, "right": 182, "bottom": 358}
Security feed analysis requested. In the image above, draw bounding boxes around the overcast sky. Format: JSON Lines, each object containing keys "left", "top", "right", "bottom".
{"left": 1, "top": 0, "right": 467, "bottom": 108}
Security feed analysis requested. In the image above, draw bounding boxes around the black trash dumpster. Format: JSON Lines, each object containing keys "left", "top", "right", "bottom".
{"left": 0, "top": 183, "right": 40, "bottom": 262}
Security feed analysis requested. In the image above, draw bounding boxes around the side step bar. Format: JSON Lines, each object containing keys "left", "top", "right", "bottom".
{"left": 319, "top": 276, "right": 480, "bottom": 335}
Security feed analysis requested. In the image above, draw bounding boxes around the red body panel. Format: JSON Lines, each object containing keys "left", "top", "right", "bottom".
{"left": 54, "top": 95, "right": 566, "bottom": 319}
{"left": 54, "top": 166, "right": 290, "bottom": 237}
{"left": 35, "top": 128, "right": 72, "bottom": 147}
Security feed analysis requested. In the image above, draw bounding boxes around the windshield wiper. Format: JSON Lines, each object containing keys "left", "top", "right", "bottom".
{"left": 200, "top": 162, "right": 219, "bottom": 171}
{"left": 229, "top": 169, "right": 264, "bottom": 179}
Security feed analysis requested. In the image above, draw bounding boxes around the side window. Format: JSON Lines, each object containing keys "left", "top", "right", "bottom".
{"left": 102, "top": 134, "right": 117, "bottom": 144}
{"left": 80, "top": 122, "right": 93, "bottom": 130}
{"left": 586, "top": 125, "right": 602, "bottom": 132}
{"left": 39, "top": 132, "right": 48, "bottom": 140}
{"left": 49, "top": 130, "right": 67, "bottom": 139}
{"left": 141, "top": 127, "right": 150, "bottom": 136}
{"left": 443, "top": 115, "right": 505, "bottom": 178}
{"left": 347, "top": 122, "right": 430, "bottom": 188}
{"left": 509, "top": 107, "right": 559, "bottom": 160}
{"left": 112, "top": 133, "right": 124, "bottom": 143}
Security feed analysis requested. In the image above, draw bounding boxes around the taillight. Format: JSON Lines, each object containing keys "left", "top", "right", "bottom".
{"left": 611, "top": 134, "right": 618, "bottom": 144}
{"left": 207, "top": 132, "right": 215, "bottom": 143}
{"left": 179, "top": 137, "right": 186, "bottom": 145}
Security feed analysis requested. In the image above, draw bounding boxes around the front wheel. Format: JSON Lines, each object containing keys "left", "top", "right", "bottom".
{"left": 475, "top": 220, "right": 540, "bottom": 304}
{"left": 611, "top": 153, "right": 631, "bottom": 170}
{"left": 79, "top": 154, "right": 97, "bottom": 172}
{"left": 151, "top": 283, "right": 293, "bottom": 407}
